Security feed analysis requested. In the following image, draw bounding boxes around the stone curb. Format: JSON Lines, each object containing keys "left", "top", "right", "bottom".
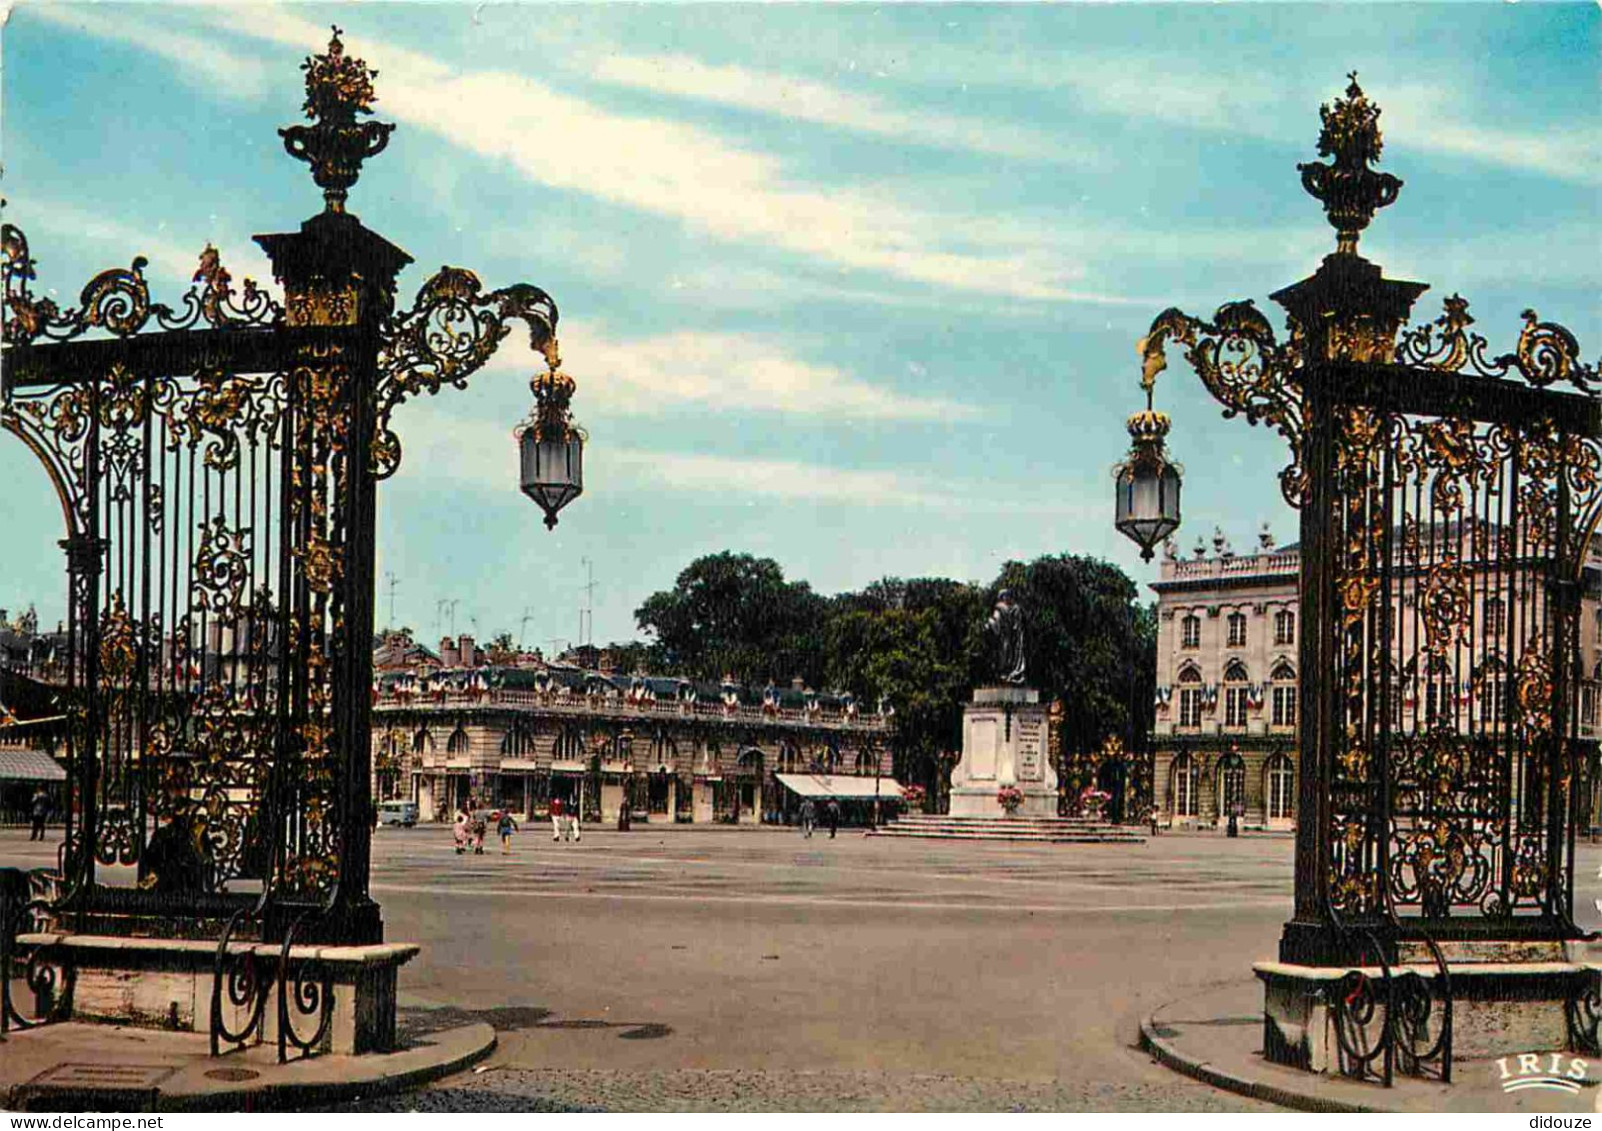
{"left": 3, "top": 1022, "right": 496, "bottom": 1113}
{"left": 1139, "top": 1004, "right": 1383, "bottom": 1113}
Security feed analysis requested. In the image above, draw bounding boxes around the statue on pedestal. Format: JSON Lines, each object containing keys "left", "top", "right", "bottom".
{"left": 986, "top": 589, "right": 1026, "bottom": 685}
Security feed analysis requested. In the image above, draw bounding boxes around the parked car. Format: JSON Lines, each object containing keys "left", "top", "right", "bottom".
{"left": 377, "top": 800, "right": 419, "bottom": 827}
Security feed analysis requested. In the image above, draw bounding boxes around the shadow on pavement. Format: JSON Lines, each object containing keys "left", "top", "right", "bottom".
{"left": 399, "top": 1004, "right": 673, "bottom": 1042}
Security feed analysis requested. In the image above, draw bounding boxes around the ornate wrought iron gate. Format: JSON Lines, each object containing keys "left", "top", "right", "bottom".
{"left": 1142, "top": 78, "right": 1601, "bottom": 965}
{"left": 0, "top": 31, "right": 565, "bottom": 958}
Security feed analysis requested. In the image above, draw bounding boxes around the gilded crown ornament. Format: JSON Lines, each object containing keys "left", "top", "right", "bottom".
{"left": 528, "top": 338, "right": 581, "bottom": 444}
{"left": 1298, "top": 73, "right": 1402, "bottom": 256}
{"left": 280, "top": 27, "right": 395, "bottom": 213}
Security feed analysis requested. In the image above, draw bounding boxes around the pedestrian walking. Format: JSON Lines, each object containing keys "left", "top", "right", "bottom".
{"left": 497, "top": 810, "right": 519, "bottom": 854}
{"left": 825, "top": 798, "right": 841, "bottom": 839}
{"left": 798, "top": 798, "right": 816, "bottom": 839}
{"left": 453, "top": 807, "right": 469, "bottom": 854}
{"left": 567, "top": 799, "right": 582, "bottom": 843}
{"left": 29, "top": 787, "right": 49, "bottom": 842}
{"left": 471, "top": 814, "right": 487, "bottom": 854}
{"left": 550, "top": 796, "right": 565, "bottom": 842}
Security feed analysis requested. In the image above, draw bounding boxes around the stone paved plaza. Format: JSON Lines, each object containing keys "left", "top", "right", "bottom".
{"left": 6, "top": 826, "right": 1602, "bottom": 1111}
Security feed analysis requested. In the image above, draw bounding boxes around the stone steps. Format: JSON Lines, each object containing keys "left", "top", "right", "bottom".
{"left": 869, "top": 814, "right": 1146, "bottom": 844}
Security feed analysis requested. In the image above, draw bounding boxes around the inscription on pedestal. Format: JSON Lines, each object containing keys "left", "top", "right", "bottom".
{"left": 1017, "top": 716, "right": 1043, "bottom": 782}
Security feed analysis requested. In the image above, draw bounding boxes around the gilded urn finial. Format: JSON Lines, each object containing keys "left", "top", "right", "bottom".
{"left": 1298, "top": 73, "right": 1403, "bottom": 256}
{"left": 280, "top": 27, "right": 396, "bottom": 214}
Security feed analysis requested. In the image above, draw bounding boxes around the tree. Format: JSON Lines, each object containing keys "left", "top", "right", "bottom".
{"left": 485, "top": 632, "right": 517, "bottom": 665}
{"left": 824, "top": 577, "right": 986, "bottom": 801}
{"left": 600, "top": 640, "right": 652, "bottom": 675}
{"left": 983, "top": 555, "right": 1155, "bottom": 761}
{"left": 634, "top": 552, "right": 827, "bottom": 684}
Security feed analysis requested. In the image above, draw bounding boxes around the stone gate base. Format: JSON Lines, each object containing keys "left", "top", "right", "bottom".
{"left": 1258, "top": 941, "right": 1600, "bottom": 1073}
{"left": 16, "top": 933, "right": 419, "bottom": 1056}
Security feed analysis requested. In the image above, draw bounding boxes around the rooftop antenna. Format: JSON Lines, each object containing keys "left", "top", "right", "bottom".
{"left": 384, "top": 571, "right": 398, "bottom": 629}
{"left": 518, "top": 607, "right": 534, "bottom": 651}
{"left": 581, "top": 557, "right": 597, "bottom": 647}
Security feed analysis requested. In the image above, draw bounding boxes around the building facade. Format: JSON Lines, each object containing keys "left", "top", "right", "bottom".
{"left": 370, "top": 641, "right": 894, "bottom": 825}
{"left": 1149, "top": 527, "right": 1602, "bottom": 830}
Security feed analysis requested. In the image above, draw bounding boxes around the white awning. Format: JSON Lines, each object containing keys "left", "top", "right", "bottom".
{"left": 551, "top": 759, "right": 588, "bottom": 774}
{"left": 500, "top": 760, "right": 540, "bottom": 773}
{"left": 0, "top": 749, "right": 67, "bottom": 782}
{"left": 775, "top": 773, "right": 904, "bottom": 800}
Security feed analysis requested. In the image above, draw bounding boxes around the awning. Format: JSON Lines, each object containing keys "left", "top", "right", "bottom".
{"left": 551, "top": 759, "right": 587, "bottom": 774}
{"left": 500, "top": 760, "right": 540, "bottom": 773}
{"left": 0, "top": 749, "right": 67, "bottom": 782}
{"left": 775, "top": 773, "right": 904, "bottom": 801}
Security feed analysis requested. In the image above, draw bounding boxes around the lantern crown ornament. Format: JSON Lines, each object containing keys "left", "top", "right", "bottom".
{"left": 518, "top": 338, "right": 586, "bottom": 529}
{"left": 1297, "top": 72, "right": 1402, "bottom": 256}
{"left": 281, "top": 27, "right": 396, "bottom": 214}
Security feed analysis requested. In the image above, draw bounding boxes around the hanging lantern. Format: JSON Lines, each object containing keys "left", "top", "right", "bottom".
{"left": 1112, "top": 403, "right": 1182, "bottom": 561}
{"left": 517, "top": 338, "right": 585, "bottom": 529}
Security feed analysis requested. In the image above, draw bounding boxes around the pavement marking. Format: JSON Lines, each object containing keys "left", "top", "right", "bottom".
{"left": 370, "top": 881, "right": 1288, "bottom": 915}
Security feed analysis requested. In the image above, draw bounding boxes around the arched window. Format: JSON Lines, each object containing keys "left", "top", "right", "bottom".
{"left": 1177, "top": 667, "right": 1203, "bottom": 729}
{"left": 1274, "top": 609, "right": 1296, "bottom": 646}
{"left": 738, "top": 748, "right": 763, "bottom": 773}
{"left": 1171, "top": 753, "right": 1198, "bottom": 817}
{"left": 778, "top": 744, "right": 802, "bottom": 773}
{"left": 1270, "top": 661, "right": 1297, "bottom": 728}
{"left": 1265, "top": 754, "right": 1295, "bottom": 822}
{"left": 1223, "top": 661, "right": 1250, "bottom": 729}
{"left": 501, "top": 718, "right": 537, "bottom": 756}
{"left": 854, "top": 750, "right": 877, "bottom": 776}
{"left": 446, "top": 725, "right": 470, "bottom": 754}
{"left": 412, "top": 728, "right": 434, "bottom": 754}
{"left": 1181, "top": 614, "right": 1201, "bottom": 650}
{"left": 1227, "top": 612, "right": 1247, "bottom": 648}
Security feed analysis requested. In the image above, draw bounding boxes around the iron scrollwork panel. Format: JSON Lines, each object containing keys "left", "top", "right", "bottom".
{"left": 1326, "top": 386, "right": 1600, "bottom": 929}
{"left": 3, "top": 230, "right": 307, "bottom": 914}
{"left": 1147, "top": 290, "right": 1601, "bottom": 935}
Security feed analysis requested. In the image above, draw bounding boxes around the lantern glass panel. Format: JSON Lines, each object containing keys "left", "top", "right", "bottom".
{"left": 1114, "top": 459, "right": 1181, "bottom": 555}
{"left": 520, "top": 430, "right": 584, "bottom": 523}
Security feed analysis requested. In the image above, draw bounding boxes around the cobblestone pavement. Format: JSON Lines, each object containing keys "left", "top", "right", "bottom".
{"left": 339, "top": 1065, "right": 1267, "bottom": 1112}
{"left": 11, "top": 826, "right": 1602, "bottom": 1112}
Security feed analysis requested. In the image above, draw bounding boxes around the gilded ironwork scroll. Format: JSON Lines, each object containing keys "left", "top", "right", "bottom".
{"left": 373, "top": 267, "right": 558, "bottom": 480}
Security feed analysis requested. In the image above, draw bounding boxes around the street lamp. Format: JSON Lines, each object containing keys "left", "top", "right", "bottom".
{"left": 1112, "top": 373, "right": 1182, "bottom": 561}
{"left": 518, "top": 338, "right": 585, "bottom": 529}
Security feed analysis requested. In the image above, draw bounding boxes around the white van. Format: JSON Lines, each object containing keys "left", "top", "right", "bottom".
{"left": 377, "top": 800, "right": 419, "bottom": 827}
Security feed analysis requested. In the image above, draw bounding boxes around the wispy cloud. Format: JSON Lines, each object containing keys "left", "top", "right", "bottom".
{"left": 589, "top": 53, "right": 1071, "bottom": 164}
{"left": 1379, "top": 82, "right": 1602, "bottom": 186}
{"left": 561, "top": 323, "right": 980, "bottom": 422}
{"left": 131, "top": 8, "right": 1124, "bottom": 303}
{"left": 28, "top": 4, "right": 272, "bottom": 101}
{"left": 607, "top": 448, "right": 946, "bottom": 507}
{"left": 405, "top": 423, "right": 1096, "bottom": 516}
{"left": 1052, "top": 58, "right": 1600, "bottom": 186}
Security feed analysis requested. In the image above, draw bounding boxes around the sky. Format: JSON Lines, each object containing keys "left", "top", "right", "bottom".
{"left": 1, "top": 2, "right": 1597, "bottom": 656}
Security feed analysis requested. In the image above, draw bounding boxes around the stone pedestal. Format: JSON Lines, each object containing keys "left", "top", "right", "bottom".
{"left": 1257, "top": 939, "right": 1601, "bottom": 1074}
{"left": 949, "top": 687, "right": 1058, "bottom": 818}
{"left": 17, "top": 933, "right": 419, "bottom": 1056}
